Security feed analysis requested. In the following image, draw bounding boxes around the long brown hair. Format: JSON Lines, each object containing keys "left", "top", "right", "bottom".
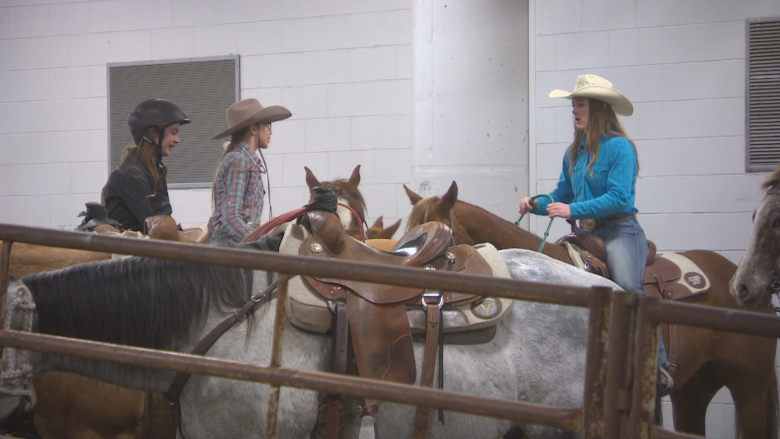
{"left": 120, "top": 127, "right": 166, "bottom": 182}
{"left": 211, "top": 125, "right": 253, "bottom": 206}
{"left": 567, "top": 98, "right": 639, "bottom": 176}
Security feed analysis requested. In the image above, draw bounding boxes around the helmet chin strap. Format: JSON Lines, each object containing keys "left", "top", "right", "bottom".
{"left": 143, "top": 135, "right": 163, "bottom": 158}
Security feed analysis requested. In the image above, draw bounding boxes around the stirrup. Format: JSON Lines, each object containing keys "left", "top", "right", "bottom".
{"left": 358, "top": 414, "right": 376, "bottom": 439}
{"left": 658, "top": 367, "right": 674, "bottom": 397}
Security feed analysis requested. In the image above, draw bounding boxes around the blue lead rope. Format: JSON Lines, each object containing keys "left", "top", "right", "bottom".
{"left": 515, "top": 194, "right": 555, "bottom": 253}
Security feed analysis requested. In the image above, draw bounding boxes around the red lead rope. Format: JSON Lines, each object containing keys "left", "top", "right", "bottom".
{"left": 241, "top": 203, "right": 366, "bottom": 244}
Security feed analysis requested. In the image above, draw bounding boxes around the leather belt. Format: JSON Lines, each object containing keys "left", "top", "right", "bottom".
{"left": 580, "top": 213, "right": 635, "bottom": 232}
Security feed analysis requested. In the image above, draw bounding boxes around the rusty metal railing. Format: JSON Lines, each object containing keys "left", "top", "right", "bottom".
{"left": 3, "top": 223, "right": 780, "bottom": 438}
{"left": 0, "top": 224, "right": 607, "bottom": 437}
{"left": 631, "top": 297, "right": 780, "bottom": 439}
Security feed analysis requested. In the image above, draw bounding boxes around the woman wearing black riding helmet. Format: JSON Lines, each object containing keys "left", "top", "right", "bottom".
{"left": 101, "top": 99, "right": 190, "bottom": 231}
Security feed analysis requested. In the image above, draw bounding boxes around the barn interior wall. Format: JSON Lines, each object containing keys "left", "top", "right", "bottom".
{"left": 0, "top": 0, "right": 417, "bottom": 230}
{"left": 0, "top": 0, "right": 529, "bottom": 234}
{"left": 530, "top": 1, "right": 780, "bottom": 436}
{"left": 1, "top": 0, "right": 779, "bottom": 437}
{"left": 409, "top": 1, "right": 529, "bottom": 222}
{"left": 530, "top": 0, "right": 780, "bottom": 265}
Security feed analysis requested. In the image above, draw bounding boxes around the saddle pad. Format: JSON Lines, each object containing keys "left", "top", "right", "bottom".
{"left": 281, "top": 221, "right": 514, "bottom": 335}
{"left": 644, "top": 252, "right": 710, "bottom": 300}
{"left": 562, "top": 242, "right": 587, "bottom": 271}
{"left": 563, "top": 242, "right": 709, "bottom": 299}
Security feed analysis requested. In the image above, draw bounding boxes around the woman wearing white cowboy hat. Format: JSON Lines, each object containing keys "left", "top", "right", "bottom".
{"left": 518, "top": 74, "right": 674, "bottom": 395}
{"left": 207, "top": 98, "right": 291, "bottom": 244}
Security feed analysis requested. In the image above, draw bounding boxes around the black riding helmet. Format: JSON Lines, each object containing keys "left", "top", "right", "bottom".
{"left": 127, "top": 99, "right": 191, "bottom": 146}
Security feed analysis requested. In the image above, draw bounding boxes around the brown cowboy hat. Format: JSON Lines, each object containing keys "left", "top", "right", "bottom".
{"left": 211, "top": 98, "right": 292, "bottom": 140}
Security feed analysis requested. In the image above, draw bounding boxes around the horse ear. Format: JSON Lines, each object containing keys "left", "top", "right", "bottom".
{"left": 438, "top": 181, "right": 458, "bottom": 213}
{"left": 404, "top": 184, "right": 423, "bottom": 204}
{"left": 367, "top": 217, "right": 402, "bottom": 240}
{"left": 304, "top": 166, "right": 320, "bottom": 189}
{"left": 380, "top": 219, "right": 402, "bottom": 239}
{"left": 349, "top": 165, "right": 361, "bottom": 186}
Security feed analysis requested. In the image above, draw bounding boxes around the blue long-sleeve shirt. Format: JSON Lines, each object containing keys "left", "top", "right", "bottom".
{"left": 534, "top": 135, "right": 638, "bottom": 219}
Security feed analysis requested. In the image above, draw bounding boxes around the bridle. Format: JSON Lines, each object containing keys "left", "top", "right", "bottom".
{"left": 422, "top": 207, "right": 460, "bottom": 244}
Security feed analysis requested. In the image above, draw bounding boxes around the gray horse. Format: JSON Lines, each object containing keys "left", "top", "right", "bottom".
{"left": 1, "top": 248, "right": 617, "bottom": 439}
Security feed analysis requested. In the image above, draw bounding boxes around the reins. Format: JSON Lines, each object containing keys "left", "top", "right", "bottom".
{"left": 241, "top": 203, "right": 366, "bottom": 244}
{"left": 165, "top": 280, "right": 278, "bottom": 438}
{"left": 169, "top": 195, "right": 365, "bottom": 437}
{"left": 515, "top": 194, "right": 555, "bottom": 253}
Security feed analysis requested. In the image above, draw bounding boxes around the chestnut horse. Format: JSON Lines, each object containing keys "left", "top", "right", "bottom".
{"left": 405, "top": 181, "right": 779, "bottom": 439}
{"left": 304, "top": 165, "right": 401, "bottom": 240}
{"left": 730, "top": 164, "right": 780, "bottom": 308}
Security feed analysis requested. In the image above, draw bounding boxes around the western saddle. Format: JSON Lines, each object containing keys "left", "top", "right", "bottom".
{"left": 287, "top": 209, "right": 511, "bottom": 439}
{"left": 558, "top": 220, "right": 711, "bottom": 372}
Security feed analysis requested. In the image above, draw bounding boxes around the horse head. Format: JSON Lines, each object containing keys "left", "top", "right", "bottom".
{"left": 404, "top": 181, "right": 475, "bottom": 245}
{"left": 304, "top": 165, "right": 367, "bottom": 238}
{"left": 365, "top": 216, "right": 401, "bottom": 240}
{"left": 731, "top": 181, "right": 780, "bottom": 307}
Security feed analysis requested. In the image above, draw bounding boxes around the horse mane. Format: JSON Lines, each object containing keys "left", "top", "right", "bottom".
{"left": 406, "top": 197, "right": 439, "bottom": 231}
{"left": 20, "top": 244, "right": 264, "bottom": 350}
{"left": 407, "top": 196, "right": 512, "bottom": 231}
{"left": 762, "top": 164, "right": 780, "bottom": 190}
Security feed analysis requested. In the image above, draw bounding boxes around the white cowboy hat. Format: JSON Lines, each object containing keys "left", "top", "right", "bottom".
{"left": 549, "top": 74, "right": 633, "bottom": 116}
{"left": 211, "top": 98, "right": 292, "bottom": 140}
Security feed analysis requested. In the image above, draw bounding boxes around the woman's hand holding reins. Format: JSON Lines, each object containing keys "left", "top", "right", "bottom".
{"left": 519, "top": 197, "right": 538, "bottom": 214}
{"left": 546, "top": 202, "right": 571, "bottom": 219}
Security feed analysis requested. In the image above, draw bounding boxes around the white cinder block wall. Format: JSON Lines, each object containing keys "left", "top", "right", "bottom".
{"left": 0, "top": 0, "right": 416, "bottom": 230}
{"left": 1, "top": 0, "right": 778, "bottom": 436}
{"left": 530, "top": 1, "right": 780, "bottom": 437}
{"left": 0, "top": 0, "right": 526, "bottom": 233}
{"left": 530, "top": 0, "right": 779, "bottom": 263}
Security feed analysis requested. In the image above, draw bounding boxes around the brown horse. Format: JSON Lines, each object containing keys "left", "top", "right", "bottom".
{"left": 730, "top": 165, "right": 780, "bottom": 308}
{"left": 304, "top": 164, "right": 401, "bottom": 240}
{"left": 405, "top": 181, "right": 779, "bottom": 439}
{"left": 1, "top": 216, "right": 197, "bottom": 439}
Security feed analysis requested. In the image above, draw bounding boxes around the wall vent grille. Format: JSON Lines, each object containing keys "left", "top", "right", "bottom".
{"left": 108, "top": 57, "right": 239, "bottom": 187}
{"left": 747, "top": 20, "right": 780, "bottom": 171}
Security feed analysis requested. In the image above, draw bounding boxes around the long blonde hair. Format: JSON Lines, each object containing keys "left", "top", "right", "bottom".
{"left": 567, "top": 98, "right": 639, "bottom": 176}
{"left": 120, "top": 127, "right": 166, "bottom": 182}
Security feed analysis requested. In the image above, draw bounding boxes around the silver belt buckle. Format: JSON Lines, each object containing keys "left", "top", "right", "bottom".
{"left": 580, "top": 219, "right": 596, "bottom": 232}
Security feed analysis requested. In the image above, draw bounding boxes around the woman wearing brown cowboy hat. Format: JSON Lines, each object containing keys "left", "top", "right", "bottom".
{"left": 207, "top": 98, "right": 291, "bottom": 244}
{"left": 518, "top": 74, "right": 674, "bottom": 396}
{"left": 102, "top": 99, "right": 190, "bottom": 232}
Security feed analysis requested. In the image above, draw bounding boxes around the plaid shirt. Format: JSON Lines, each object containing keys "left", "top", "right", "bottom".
{"left": 208, "top": 143, "right": 266, "bottom": 243}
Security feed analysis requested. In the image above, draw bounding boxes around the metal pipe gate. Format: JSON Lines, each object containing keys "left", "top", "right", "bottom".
{"left": 1, "top": 223, "right": 780, "bottom": 439}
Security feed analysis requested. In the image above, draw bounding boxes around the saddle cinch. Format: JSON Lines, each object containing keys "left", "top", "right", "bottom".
{"left": 282, "top": 210, "right": 512, "bottom": 437}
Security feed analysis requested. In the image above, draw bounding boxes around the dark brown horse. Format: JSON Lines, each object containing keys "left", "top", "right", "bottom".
{"left": 405, "top": 181, "right": 779, "bottom": 439}
{"left": 730, "top": 165, "right": 780, "bottom": 308}
{"left": 304, "top": 165, "right": 401, "bottom": 240}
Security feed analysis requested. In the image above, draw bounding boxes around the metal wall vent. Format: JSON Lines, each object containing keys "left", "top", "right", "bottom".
{"left": 747, "top": 20, "right": 780, "bottom": 171}
{"left": 108, "top": 56, "right": 239, "bottom": 187}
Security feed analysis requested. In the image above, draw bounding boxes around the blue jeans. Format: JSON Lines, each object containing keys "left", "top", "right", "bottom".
{"left": 590, "top": 216, "right": 671, "bottom": 370}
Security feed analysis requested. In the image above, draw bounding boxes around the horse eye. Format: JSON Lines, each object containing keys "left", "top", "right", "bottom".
{"left": 772, "top": 217, "right": 780, "bottom": 229}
